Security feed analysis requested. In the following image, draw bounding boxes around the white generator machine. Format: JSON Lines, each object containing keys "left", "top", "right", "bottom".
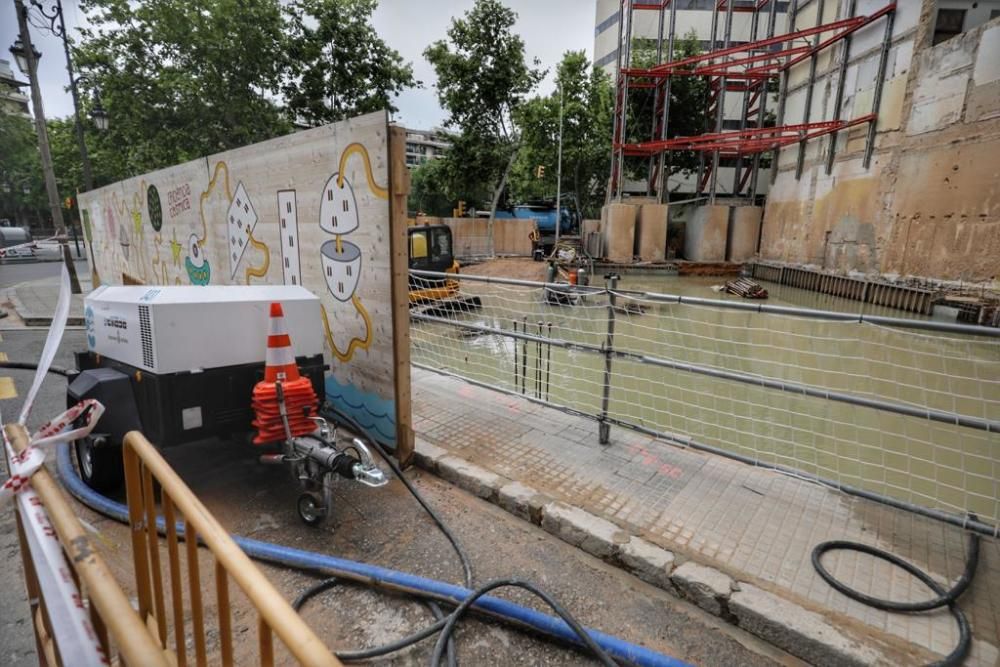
{"left": 70, "top": 285, "right": 386, "bottom": 525}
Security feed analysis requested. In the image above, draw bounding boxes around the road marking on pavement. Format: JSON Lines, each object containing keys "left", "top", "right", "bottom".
{"left": 0, "top": 352, "right": 6, "bottom": 361}
{"left": 0, "top": 377, "right": 16, "bottom": 400}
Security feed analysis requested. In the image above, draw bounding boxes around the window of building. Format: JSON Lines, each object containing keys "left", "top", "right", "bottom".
{"left": 933, "top": 8, "right": 966, "bottom": 44}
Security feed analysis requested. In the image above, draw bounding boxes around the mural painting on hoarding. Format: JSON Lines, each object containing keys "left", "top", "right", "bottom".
{"left": 77, "top": 112, "right": 408, "bottom": 449}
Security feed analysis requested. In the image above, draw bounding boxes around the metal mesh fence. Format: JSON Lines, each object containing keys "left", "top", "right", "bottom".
{"left": 409, "top": 270, "right": 1000, "bottom": 529}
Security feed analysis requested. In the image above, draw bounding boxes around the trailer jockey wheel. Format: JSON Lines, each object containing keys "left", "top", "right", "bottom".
{"left": 297, "top": 491, "right": 326, "bottom": 527}
{"left": 74, "top": 433, "right": 124, "bottom": 493}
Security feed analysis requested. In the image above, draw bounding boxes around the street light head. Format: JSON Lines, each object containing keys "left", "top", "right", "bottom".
{"left": 91, "top": 100, "right": 109, "bottom": 131}
{"left": 9, "top": 38, "right": 41, "bottom": 75}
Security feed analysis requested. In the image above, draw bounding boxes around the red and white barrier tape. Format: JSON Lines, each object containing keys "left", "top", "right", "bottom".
{"left": 0, "top": 235, "right": 55, "bottom": 257}
{"left": 1, "top": 399, "right": 105, "bottom": 503}
{"left": 1, "top": 409, "right": 109, "bottom": 666}
{"left": 1, "top": 257, "right": 109, "bottom": 665}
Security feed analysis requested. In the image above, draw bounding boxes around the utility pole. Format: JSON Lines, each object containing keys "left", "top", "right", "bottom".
{"left": 554, "top": 82, "right": 564, "bottom": 248}
{"left": 55, "top": 0, "right": 93, "bottom": 191}
{"left": 13, "top": 0, "right": 81, "bottom": 293}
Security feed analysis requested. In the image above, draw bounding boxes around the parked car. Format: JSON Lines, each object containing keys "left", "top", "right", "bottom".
{"left": 0, "top": 227, "right": 36, "bottom": 258}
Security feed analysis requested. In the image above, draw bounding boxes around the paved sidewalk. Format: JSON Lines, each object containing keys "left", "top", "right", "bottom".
{"left": 4, "top": 275, "right": 91, "bottom": 326}
{"left": 412, "top": 366, "right": 1000, "bottom": 666}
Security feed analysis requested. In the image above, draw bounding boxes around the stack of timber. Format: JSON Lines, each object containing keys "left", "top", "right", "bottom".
{"left": 724, "top": 277, "right": 768, "bottom": 299}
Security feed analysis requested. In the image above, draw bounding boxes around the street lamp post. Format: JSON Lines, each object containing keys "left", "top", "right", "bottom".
{"left": 11, "top": 0, "right": 82, "bottom": 294}
{"left": 554, "top": 82, "right": 564, "bottom": 248}
{"left": 29, "top": 0, "right": 104, "bottom": 192}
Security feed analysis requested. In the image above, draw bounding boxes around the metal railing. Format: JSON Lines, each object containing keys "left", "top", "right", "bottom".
{"left": 3, "top": 422, "right": 170, "bottom": 667}
{"left": 409, "top": 269, "right": 1000, "bottom": 537}
{"left": 122, "top": 430, "right": 341, "bottom": 667}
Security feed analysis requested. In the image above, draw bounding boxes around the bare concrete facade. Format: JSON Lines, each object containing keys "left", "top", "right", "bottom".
{"left": 760, "top": 1, "right": 1000, "bottom": 282}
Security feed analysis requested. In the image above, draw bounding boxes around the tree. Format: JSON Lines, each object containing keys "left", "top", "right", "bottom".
{"left": 424, "top": 0, "right": 543, "bottom": 213}
{"left": 0, "top": 110, "right": 47, "bottom": 228}
{"left": 75, "top": 0, "right": 291, "bottom": 175}
{"left": 510, "top": 51, "right": 613, "bottom": 218}
{"left": 626, "top": 32, "right": 708, "bottom": 193}
{"left": 408, "top": 157, "right": 453, "bottom": 217}
{"left": 73, "top": 0, "right": 415, "bottom": 176}
{"left": 284, "top": 0, "right": 415, "bottom": 126}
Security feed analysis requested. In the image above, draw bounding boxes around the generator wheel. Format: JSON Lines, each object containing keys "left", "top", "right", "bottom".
{"left": 75, "top": 435, "right": 124, "bottom": 493}
{"left": 296, "top": 492, "right": 325, "bottom": 527}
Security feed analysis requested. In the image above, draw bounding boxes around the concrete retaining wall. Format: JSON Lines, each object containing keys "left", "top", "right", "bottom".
{"left": 727, "top": 206, "right": 762, "bottom": 262}
{"left": 684, "top": 205, "right": 729, "bottom": 262}
{"left": 760, "top": 3, "right": 1000, "bottom": 281}
{"left": 602, "top": 203, "right": 637, "bottom": 262}
{"left": 636, "top": 204, "right": 668, "bottom": 261}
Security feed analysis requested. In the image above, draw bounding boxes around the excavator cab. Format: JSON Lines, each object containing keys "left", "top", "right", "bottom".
{"left": 408, "top": 225, "right": 460, "bottom": 303}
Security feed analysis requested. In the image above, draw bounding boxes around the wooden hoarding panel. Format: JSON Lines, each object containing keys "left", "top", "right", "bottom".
{"left": 78, "top": 112, "right": 410, "bottom": 451}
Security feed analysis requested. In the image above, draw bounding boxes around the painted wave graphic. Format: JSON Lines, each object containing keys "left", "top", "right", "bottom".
{"left": 325, "top": 376, "right": 396, "bottom": 445}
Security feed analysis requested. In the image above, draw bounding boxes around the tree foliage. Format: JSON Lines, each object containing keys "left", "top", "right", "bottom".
{"left": 627, "top": 32, "right": 708, "bottom": 186}
{"left": 509, "top": 51, "right": 613, "bottom": 218}
{"left": 407, "top": 157, "right": 453, "bottom": 217}
{"left": 283, "top": 0, "right": 416, "bottom": 126}
{"left": 424, "top": 0, "right": 543, "bottom": 210}
{"left": 0, "top": 111, "right": 124, "bottom": 228}
{"left": 0, "top": 111, "right": 47, "bottom": 226}
{"left": 73, "top": 0, "right": 414, "bottom": 178}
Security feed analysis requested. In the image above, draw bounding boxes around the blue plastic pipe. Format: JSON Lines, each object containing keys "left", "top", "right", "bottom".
{"left": 56, "top": 444, "right": 690, "bottom": 667}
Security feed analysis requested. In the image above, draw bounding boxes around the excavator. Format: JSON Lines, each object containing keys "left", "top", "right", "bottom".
{"left": 408, "top": 224, "right": 481, "bottom": 314}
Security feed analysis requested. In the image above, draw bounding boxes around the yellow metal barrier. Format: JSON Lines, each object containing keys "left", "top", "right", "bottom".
{"left": 122, "top": 430, "right": 341, "bottom": 667}
{"left": 3, "top": 422, "right": 169, "bottom": 667}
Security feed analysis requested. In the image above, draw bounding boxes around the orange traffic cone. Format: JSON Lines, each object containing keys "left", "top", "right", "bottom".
{"left": 251, "top": 302, "right": 319, "bottom": 445}
{"left": 264, "top": 302, "right": 301, "bottom": 382}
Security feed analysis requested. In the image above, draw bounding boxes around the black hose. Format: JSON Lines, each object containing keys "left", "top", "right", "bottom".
{"left": 811, "top": 527, "right": 979, "bottom": 667}
{"left": 0, "top": 360, "right": 76, "bottom": 377}
{"left": 320, "top": 408, "right": 624, "bottom": 667}
{"left": 322, "top": 405, "right": 474, "bottom": 589}
{"left": 24, "top": 363, "right": 614, "bottom": 665}
{"left": 293, "top": 576, "right": 620, "bottom": 667}
{"left": 292, "top": 577, "right": 456, "bottom": 666}
{"left": 430, "top": 579, "right": 618, "bottom": 667}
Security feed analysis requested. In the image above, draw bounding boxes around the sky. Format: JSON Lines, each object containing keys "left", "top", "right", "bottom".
{"left": 0, "top": 0, "right": 597, "bottom": 130}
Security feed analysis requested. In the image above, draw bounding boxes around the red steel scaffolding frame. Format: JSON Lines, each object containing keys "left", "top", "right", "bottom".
{"left": 608, "top": 0, "right": 896, "bottom": 203}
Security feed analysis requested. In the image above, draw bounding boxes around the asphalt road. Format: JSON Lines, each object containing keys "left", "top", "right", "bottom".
{"left": 0, "top": 254, "right": 89, "bottom": 289}
{"left": 0, "top": 327, "right": 802, "bottom": 666}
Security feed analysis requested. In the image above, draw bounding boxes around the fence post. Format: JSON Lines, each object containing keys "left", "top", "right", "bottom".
{"left": 599, "top": 274, "right": 619, "bottom": 444}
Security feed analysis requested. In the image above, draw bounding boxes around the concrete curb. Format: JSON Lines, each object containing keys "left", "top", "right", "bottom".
{"left": 413, "top": 437, "right": 909, "bottom": 667}
{"left": 6, "top": 290, "right": 84, "bottom": 327}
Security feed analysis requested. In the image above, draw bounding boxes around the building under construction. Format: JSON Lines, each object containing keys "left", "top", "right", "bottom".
{"left": 597, "top": 0, "right": 1000, "bottom": 283}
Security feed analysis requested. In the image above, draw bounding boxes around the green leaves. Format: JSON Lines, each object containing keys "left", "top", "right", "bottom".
{"left": 425, "top": 0, "right": 543, "bottom": 211}
{"left": 71, "top": 0, "right": 415, "bottom": 181}
{"left": 510, "top": 51, "right": 614, "bottom": 218}
{"left": 283, "top": 0, "right": 416, "bottom": 126}
{"left": 0, "top": 111, "right": 48, "bottom": 225}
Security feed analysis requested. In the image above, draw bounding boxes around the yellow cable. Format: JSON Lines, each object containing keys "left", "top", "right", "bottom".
{"left": 321, "top": 294, "right": 373, "bottom": 363}
{"left": 336, "top": 143, "right": 389, "bottom": 199}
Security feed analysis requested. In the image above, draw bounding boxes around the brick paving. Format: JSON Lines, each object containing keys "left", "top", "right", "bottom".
{"left": 413, "top": 366, "right": 1000, "bottom": 665}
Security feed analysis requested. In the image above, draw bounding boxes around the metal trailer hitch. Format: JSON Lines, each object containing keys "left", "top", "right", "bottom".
{"left": 259, "top": 413, "right": 388, "bottom": 526}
